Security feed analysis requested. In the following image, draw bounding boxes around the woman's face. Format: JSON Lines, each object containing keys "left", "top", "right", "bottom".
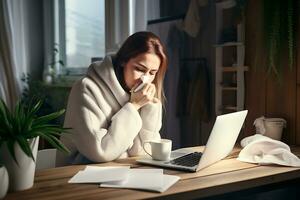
{"left": 123, "top": 53, "right": 161, "bottom": 90}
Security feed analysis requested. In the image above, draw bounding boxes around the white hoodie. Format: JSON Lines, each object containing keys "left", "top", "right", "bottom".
{"left": 56, "top": 56, "right": 162, "bottom": 166}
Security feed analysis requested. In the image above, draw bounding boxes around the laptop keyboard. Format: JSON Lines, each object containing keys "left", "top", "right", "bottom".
{"left": 169, "top": 152, "right": 202, "bottom": 167}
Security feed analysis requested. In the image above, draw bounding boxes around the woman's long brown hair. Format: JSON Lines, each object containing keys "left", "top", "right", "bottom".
{"left": 115, "top": 31, "right": 168, "bottom": 103}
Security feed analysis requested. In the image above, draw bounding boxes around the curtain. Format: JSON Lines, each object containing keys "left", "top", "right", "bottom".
{"left": 0, "top": 0, "right": 29, "bottom": 109}
{"left": 131, "top": 0, "right": 147, "bottom": 33}
{"left": 147, "top": 0, "right": 160, "bottom": 21}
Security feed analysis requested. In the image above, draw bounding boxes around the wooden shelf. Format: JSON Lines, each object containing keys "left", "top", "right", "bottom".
{"left": 216, "top": 0, "right": 236, "bottom": 9}
{"left": 218, "top": 106, "right": 238, "bottom": 111}
{"left": 222, "top": 87, "right": 237, "bottom": 91}
{"left": 215, "top": 0, "right": 246, "bottom": 116}
{"left": 222, "top": 66, "right": 249, "bottom": 72}
{"left": 224, "top": 106, "right": 237, "bottom": 110}
{"left": 214, "top": 42, "right": 243, "bottom": 47}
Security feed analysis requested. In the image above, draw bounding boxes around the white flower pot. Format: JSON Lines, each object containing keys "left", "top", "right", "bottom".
{"left": 254, "top": 117, "right": 286, "bottom": 141}
{"left": 0, "top": 165, "right": 9, "bottom": 198}
{"left": 0, "top": 137, "right": 39, "bottom": 191}
{"left": 264, "top": 119, "right": 285, "bottom": 140}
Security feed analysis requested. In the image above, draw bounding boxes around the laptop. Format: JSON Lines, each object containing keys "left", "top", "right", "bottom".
{"left": 137, "top": 110, "right": 248, "bottom": 172}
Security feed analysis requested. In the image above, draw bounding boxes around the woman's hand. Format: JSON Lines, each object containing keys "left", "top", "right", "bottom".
{"left": 130, "top": 83, "right": 156, "bottom": 110}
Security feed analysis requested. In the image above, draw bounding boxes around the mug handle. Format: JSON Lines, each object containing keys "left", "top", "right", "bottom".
{"left": 142, "top": 141, "right": 153, "bottom": 158}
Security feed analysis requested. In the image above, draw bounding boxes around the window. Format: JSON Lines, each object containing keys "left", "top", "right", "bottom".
{"left": 45, "top": 0, "right": 148, "bottom": 76}
{"left": 64, "top": 0, "right": 105, "bottom": 69}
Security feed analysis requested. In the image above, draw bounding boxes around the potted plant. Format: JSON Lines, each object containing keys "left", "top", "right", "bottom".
{"left": 0, "top": 98, "right": 70, "bottom": 192}
{"left": 43, "top": 43, "right": 65, "bottom": 84}
{"left": 262, "top": 0, "right": 297, "bottom": 81}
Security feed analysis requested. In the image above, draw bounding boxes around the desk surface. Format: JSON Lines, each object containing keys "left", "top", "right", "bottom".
{"left": 5, "top": 146, "right": 300, "bottom": 200}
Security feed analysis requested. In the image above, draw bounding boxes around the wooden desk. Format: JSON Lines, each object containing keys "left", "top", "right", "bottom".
{"left": 5, "top": 147, "right": 300, "bottom": 200}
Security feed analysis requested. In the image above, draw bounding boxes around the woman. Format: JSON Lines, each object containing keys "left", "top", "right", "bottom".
{"left": 56, "top": 31, "right": 168, "bottom": 166}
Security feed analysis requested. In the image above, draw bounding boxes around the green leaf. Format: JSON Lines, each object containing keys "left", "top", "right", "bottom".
{"left": 16, "top": 137, "right": 34, "bottom": 161}
{"left": 26, "top": 126, "right": 69, "bottom": 139}
{"left": 6, "top": 140, "right": 18, "bottom": 165}
{"left": 0, "top": 100, "right": 14, "bottom": 138}
{"left": 39, "top": 132, "right": 70, "bottom": 154}
{"left": 34, "top": 109, "right": 65, "bottom": 125}
{"left": 28, "top": 101, "right": 42, "bottom": 117}
{"left": 0, "top": 99, "right": 11, "bottom": 129}
{"left": 58, "top": 60, "right": 64, "bottom": 66}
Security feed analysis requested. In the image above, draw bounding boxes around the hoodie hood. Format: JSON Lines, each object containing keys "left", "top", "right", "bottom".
{"left": 86, "top": 56, "right": 130, "bottom": 106}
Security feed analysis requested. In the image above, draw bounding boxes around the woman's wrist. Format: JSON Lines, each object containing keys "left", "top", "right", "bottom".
{"left": 139, "top": 100, "right": 162, "bottom": 132}
{"left": 131, "top": 102, "right": 141, "bottom": 110}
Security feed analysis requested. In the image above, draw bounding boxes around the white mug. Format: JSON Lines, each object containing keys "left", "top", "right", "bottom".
{"left": 143, "top": 139, "right": 172, "bottom": 161}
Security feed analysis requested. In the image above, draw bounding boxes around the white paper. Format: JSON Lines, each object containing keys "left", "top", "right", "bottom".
{"left": 68, "top": 166, "right": 130, "bottom": 183}
{"left": 102, "top": 169, "right": 163, "bottom": 188}
{"left": 158, "top": 175, "right": 180, "bottom": 193}
{"left": 100, "top": 169, "right": 180, "bottom": 193}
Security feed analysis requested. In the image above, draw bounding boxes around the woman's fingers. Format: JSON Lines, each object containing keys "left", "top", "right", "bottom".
{"left": 144, "top": 83, "right": 155, "bottom": 95}
{"left": 149, "top": 84, "right": 156, "bottom": 97}
{"left": 153, "top": 97, "right": 160, "bottom": 103}
{"left": 130, "top": 83, "right": 157, "bottom": 109}
{"left": 142, "top": 83, "right": 151, "bottom": 94}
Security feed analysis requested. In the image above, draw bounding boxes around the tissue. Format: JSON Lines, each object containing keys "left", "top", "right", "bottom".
{"left": 134, "top": 75, "right": 150, "bottom": 92}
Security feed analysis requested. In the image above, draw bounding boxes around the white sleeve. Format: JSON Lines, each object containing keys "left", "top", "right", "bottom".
{"left": 65, "top": 84, "right": 142, "bottom": 162}
{"left": 127, "top": 101, "right": 162, "bottom": 156}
